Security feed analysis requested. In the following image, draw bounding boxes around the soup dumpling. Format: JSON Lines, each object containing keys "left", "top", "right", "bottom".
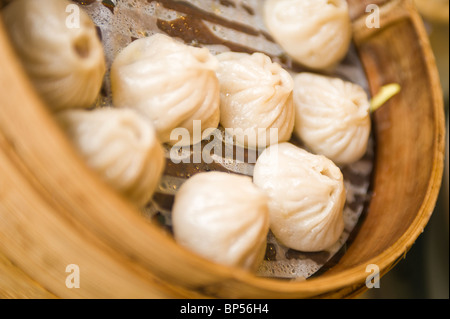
{"left": 111, "top": 34, "right": 220, "bottom": 146}
{"left": 253, "top": 143, "right": 346, "bottom": 252}
{"left": 263, "top": 0, "right": 352, "bottom": 70}
{"left": 293, "top": 72, "right": 371, "bottom": 166}
{"left": 216, "top": 52, "right": 295, "bottom": 149}
{"left": 2, "top": 0, "right": 106, "bottom": 112}
{"left": 172, "top": 172, "right": 270, "bottom": 271}
{"left": 56, "top": 107, "right": 165, "bottom": 208}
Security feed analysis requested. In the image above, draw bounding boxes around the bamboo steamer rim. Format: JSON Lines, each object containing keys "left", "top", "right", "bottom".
{"left": 0, "top": 0, "right": 446, "bottom": 298}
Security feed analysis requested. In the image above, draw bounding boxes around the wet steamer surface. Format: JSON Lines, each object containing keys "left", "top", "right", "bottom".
{"left": 75, "top": 0, "right": 374, "bottom": 280}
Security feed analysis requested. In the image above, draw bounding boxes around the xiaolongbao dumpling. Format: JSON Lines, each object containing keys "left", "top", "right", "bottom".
{"left": 56, "top": 108, "right": 165, "bottom": 208}
{"left": 293, "top": 73, "right": 371, "bottom": 166}
{"left": 263, "top": 0, "right": 352, "bottom": 70}
{"left": 216, "top": 52, "right": 295, "bottom": 149}
{"left": 253, "top": 143, "right": 346, "bottom": 252}
{"left": 172, "top": 172, "right": 270, "bottom": 271}
{"left": 2, "top": 0, "right": 106, "bottom": 112}
{"left": 110, "top": 33, "right": 220, "bottom": 146}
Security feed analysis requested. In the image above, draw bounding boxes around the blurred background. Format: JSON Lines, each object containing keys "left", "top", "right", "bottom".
{"left": 361, "top": 0, "right": 449, "bottom": 299}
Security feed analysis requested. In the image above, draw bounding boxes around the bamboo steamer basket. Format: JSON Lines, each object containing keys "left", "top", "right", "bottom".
{"left": 0, "top": 0, "right": 446, "bottom": 299}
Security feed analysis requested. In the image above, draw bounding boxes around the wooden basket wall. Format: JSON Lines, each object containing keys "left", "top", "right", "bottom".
{"left": 0, "top": 0, "right": 446, "bottom": 298}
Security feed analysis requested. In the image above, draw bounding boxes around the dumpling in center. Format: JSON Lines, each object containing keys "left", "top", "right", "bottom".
{"left": 216, "top": 52, "right": 295, "bottom": 150}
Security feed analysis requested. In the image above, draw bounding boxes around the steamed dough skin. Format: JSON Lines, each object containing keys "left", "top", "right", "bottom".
{"left": 216, "top": 52, "right": 295, "bottom": 149}
{"left": 172, "top": 172, "right": 270, "bottom": 271}
{"left": 263, "top": 0, "right": 352, "bottom": 70}
{"left": 111, "top": 34, "right": 220, "bottom": 146}
{"left": 56, "top": 108, "right": 165, "bottom": 208}
{"left": 293, "top": 73, "right": 372, "bottom": 166}
{"left": 253, "top": 143, "right": 346, "bottom": 252}
{"left": 1, "top": 0, "right": 106, "bottom": 112}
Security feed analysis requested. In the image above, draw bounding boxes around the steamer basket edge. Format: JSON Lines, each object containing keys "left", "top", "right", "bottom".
{"left": 0, "top": 0, "right": 446, "bottom": 299}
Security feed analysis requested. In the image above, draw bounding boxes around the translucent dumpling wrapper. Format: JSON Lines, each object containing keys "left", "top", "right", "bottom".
{"left": 110, "top": 33, "right": 221, "bottom": 146}
{"left": 56, "top": 107, "right": 165, "bottom": 208}
{"left": 253, "top": 143, "right": 346, "bottom": 252}
{"left": 1, "top": 0, "right": 106, "bottom": 112}
{"left": 216, "top": 52, "right": 295, "bottom": 149}
{"left": 172, "top": 172, "right": 270, "bottom": 271}
{"left": 263, "top": 0, "right": 352, "bottom": 70}
{"left": 293, "top": 72, "right": 372, "bottom": 166}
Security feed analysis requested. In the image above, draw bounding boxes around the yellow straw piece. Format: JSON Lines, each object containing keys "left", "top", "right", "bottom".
{"left": 370, "top": 83, "right": 402, "bottom": 113}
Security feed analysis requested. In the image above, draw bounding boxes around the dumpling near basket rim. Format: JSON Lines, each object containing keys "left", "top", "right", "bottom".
{"left": 292, "top": 72, "right": 372, "bottom": 166}
{"left": 253, "top": 142, "right": 346, "bottom": 252}
{"left": 1, "top": 0, "right": 106, "bottom": 112}
{"left": 171, "top": 171, "right": 270, "bottom": 271}
{"left": 263, "top": 0, "right": 353, "bottom": 71}
{"left": 55, "top": 107, "right": 166, "bottom": 209}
